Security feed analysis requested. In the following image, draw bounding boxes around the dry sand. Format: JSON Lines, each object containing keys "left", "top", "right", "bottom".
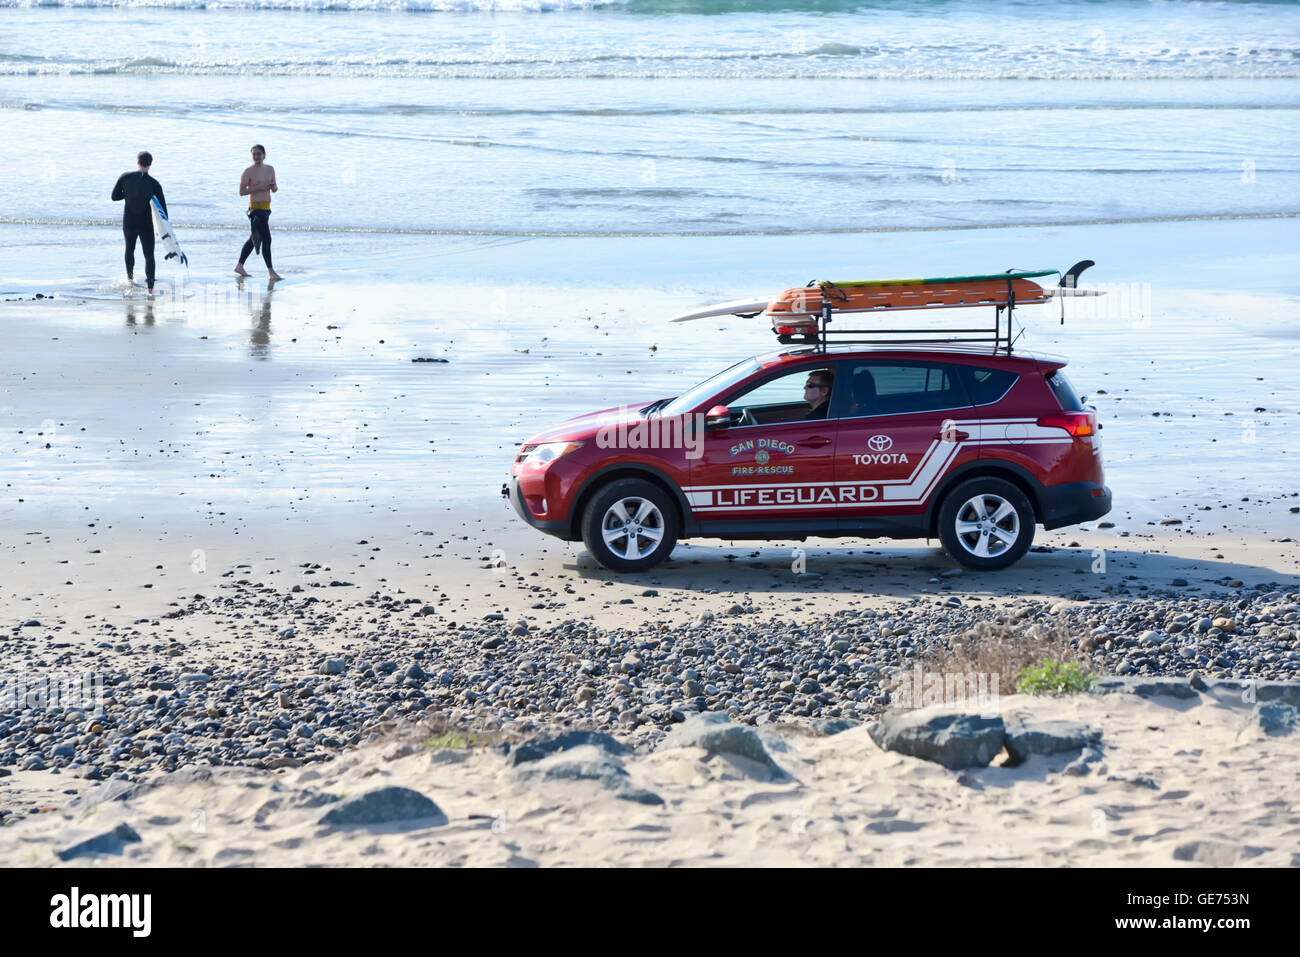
{"left": 2, "top": 686, "right": 1295, "bottom": 867}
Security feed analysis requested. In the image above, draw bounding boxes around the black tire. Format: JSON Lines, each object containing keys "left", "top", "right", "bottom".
{"left": 580, "top": 478, "right": 679, "bottom": 573}
{"left": 937, "top": 477, "right": 1035, "bottom": 571}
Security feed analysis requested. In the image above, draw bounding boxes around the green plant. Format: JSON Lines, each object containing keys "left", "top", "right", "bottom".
{"left": 1015, "top": 660, "right": 1095, "bottom": 695}
{"left": 423, "top": 732, "right": 473, "bottom": 750}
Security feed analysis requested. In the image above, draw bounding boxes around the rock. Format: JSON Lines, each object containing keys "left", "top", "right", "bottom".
{"left": 320, "top": 659, "right": 346, "bottom": 675}
{"left": 507, "top": 730, "right": 631, "bottom": 766}
{"left": 512, "top": 746, "right": 662, "bottom": 805}
{"left": 1137, "top": 630, "right": 1164, "bottom": 646}
{"left": 811, "top": 718, "right": 858, "bottom": 735}
{"left": 1090, "top": 677, "right": 1200, "bottom": 700}
{"left": 868, "top": 711, "right": 1006, "bottom": 770}
{"left": 1172, "top": 841, "right": 1262, "bottom": 866}
{"left": 481, "top": 636, "right": 505, "bottom": 650}
{"left": 55, "top": 823, "right": 142, "bottom": 860}
{"left": 1063, "top": 745, "right": 1105, "bottom": 776}
{"left": 1252, "top": 701, "right": 1298, "bottom": 735}
{"left": 319, "top": 786, "right": 447, "bottom": 827}
{"left": 181, "top": 673, "right": 212, "bottom": 685}
{"left": 1212, "top": 617, "right": 1236, "bottom": 633}
{"left": 1003, "top": 717, "right": 1102, "bottom": 764}
{"left": 657, "top": 713, "right": 788, "bottom": 779}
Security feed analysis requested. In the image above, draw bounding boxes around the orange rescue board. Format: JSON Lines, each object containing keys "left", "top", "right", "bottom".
{"left": 766, "top": 276, "right": 1052, "bottom": 327}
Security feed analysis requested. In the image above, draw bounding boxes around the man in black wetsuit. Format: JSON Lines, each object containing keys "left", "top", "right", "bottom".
{"left": 111, "top": 151, "right": 167, "bottom": 292}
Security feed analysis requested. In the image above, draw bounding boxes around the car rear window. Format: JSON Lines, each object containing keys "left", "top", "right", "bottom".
{"left": 838, "top": 361, "right": 970, "bottom": 417}
{"left": 1044, "top": 369, "right": 1084, "bottom": 411}
{"left": 964, "top": 367, "right": 1019, "bottom": 405}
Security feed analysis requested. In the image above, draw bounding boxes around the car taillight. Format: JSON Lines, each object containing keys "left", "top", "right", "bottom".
{"left": 1037, "top": 411, "right": 1096, "bottom": 436}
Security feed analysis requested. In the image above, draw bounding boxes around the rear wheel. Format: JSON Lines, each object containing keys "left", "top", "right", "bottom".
{"left": 580, "top": 478, "right": 679, "bottom": 572}
{"left": 937, "top": 477, "right": 1035, "bottom": 570}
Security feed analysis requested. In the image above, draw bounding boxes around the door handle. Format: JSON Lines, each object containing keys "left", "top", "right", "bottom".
{"left": 797, "top": 437, "right": 832, "bottom": 448}
{"left": 933, "top": 429, "right": 970, "bottom": 442}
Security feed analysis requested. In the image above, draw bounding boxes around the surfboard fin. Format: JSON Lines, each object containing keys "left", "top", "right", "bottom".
{"left": 1059, "top": 259, "right": 1096, "bottom": 323}
{"left": 1060, "top": 259, "right": 1095, "bottom": 289}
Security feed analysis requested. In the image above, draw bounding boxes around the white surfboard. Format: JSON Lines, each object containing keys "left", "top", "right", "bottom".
{"left": 668, "top": 297, "right": 771, "bottom": 323}
{"left": 150, "top": 196, "right": 187, "bottom": 267}
{"left": 1044, "top": 287, "right": 1105, "bottom": 297}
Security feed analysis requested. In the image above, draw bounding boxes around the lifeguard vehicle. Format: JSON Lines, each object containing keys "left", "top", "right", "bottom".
{"left": 504, "top": 262, "right": 1111, "bottom": 572}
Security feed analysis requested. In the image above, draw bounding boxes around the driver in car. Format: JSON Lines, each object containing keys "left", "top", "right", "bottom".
{"left": 803, "top": 369, "right": 834, "bottom": 420}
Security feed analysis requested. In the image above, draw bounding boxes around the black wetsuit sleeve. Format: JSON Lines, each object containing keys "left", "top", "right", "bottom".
{"left": 153, "top": 179, "right": 167, "bottom": 217}
{"left": 112, "top": 172, "right": 127, "bottom": 202}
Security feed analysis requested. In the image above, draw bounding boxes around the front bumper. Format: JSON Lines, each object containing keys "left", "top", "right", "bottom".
{"left": 503, "top": 477, "right": 573, "bottom": 539}
{"left": 1038, "top": 481, "right": 1112, "bottom": 531}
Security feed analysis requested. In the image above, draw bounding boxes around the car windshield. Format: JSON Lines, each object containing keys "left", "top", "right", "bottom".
{"left": 655, "top": 357, "right": 761, "bottom": 418}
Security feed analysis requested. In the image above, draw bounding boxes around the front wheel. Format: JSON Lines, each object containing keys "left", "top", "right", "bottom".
{"left": 580, "top": 478, "right": 679, "bottom": 572}
{"left": 937, "top": 477, "right": 1035, "bottom": 571}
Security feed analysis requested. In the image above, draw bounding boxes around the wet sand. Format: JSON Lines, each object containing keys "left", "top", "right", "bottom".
{"left": 2, "top": 218, "right": 1299, "bottom": 860}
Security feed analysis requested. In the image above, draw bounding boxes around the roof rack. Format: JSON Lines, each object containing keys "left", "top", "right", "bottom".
{"left": 669, "top": 260, "right": 1100, "bottom": 355}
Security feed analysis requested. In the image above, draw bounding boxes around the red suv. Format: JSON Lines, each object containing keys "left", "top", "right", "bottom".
{"left": 505, "top": 269, "right": 1110, "bottom": 572}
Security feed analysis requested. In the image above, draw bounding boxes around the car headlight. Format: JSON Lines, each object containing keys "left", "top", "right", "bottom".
{"left": 520, "top": 441, "right": 583, "bottom": 466}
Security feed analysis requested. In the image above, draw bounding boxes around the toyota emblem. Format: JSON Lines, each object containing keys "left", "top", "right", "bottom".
{"left": 867, "top": 434, "right": 893, "bottom": 452}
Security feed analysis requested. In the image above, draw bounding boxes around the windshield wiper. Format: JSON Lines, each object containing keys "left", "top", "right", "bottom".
{"left": 641, "top": 398, "right": 674, "bottom": 417}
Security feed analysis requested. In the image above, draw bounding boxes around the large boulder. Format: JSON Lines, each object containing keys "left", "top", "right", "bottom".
{"left": 56, "top": 823, "right": 142, "bottom": 861}
{"left": 1090, "top": 677, "right": 1199, "bottom": 700}
{"left": 1004, "top": 717, "right": 1102, "bottom": 765}
{"left": 868, "top": 711, "right": 1006, "bottom": 770}
{"left": 506, "top": 730, "right": 631, "bottom": 767}
{"left": 512, "top": 745, "right": 663, "bottom": 805}
{"left": 1252, "top": 701, "right": 1298, "bottom": 736}
{"left": 657, "top": 713, "right": 788, "bottom": 779}
{"left": 319, "top": 786, "right": 447, "bottom": 828}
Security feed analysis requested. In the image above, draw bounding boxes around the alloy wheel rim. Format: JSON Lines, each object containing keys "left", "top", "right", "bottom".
{"left": 601, "top": 497, "right": 665, "bottom": 561}
{"left": 954, "top": 493, "right": 1020, "bottom": 559}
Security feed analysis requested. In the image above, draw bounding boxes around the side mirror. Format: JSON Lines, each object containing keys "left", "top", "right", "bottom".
{"left": 705, "top": 405, "right": 731, "bottom": 430}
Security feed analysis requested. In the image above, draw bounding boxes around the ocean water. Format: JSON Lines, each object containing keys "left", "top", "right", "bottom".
{"left": 0, "top": 0, "right": 1297, "bottom": 237}
{"left": 1, "top": 1, "right": 1298, "bottom": 545}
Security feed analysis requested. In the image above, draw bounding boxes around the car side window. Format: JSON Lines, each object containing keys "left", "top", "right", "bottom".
{"left": 834, "top": 361, "right": 972, "bottom": 418}
{"left": 724, "top": 366, "right": 837, "bottom": 427}
{"left": 963, "top": 367, "right": 1020, "bottom": 406}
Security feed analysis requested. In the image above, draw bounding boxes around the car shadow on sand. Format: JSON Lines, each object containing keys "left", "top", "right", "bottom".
{"left": 566, "top": 541, "right": 1300, "bottom": 600}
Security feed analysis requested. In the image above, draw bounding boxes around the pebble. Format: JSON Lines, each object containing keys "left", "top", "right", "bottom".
{"left": 0, "top": 584, "right": 1294, "bottom": 811}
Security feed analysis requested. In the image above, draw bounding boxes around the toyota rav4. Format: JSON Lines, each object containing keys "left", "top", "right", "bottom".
{"left": 504, "top": 268, "right": 1111, "bottom": 572}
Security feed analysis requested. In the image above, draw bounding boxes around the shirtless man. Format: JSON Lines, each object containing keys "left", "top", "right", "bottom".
{"left": 235, "top": 144, "right": 281, "bottom": 280}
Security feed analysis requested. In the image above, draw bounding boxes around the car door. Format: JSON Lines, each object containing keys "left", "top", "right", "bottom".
{"left": 831, "top": 358, "right": 978, "bottom": 529}
{"left": 686, "top": 363, "right": 841, "bottom": 530}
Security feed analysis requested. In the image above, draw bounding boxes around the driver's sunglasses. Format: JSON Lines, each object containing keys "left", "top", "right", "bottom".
{"left": 804, "top": 382, "right": 825, "bottom": 389}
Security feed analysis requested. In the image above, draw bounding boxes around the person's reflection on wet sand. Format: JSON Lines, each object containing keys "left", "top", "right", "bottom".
{"left": 124, "top": 299, "right": 155, "bottom": 327}
{"left": 248, "top": 279, "right": 274, "bottom": 357}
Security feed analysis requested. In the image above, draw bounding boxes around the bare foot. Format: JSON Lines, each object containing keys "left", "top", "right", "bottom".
{"left": 267, "top": 270, "right": 283, "bottom": 281}
{"left": 234, "top": 264, "right": 249, "bottom": 277}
